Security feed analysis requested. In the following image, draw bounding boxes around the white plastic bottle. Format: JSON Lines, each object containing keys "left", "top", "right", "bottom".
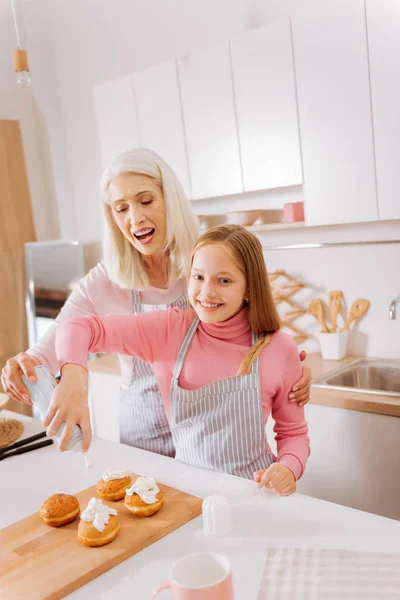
{"left": 22, "top": 365, "right": 85, "bottom": 454}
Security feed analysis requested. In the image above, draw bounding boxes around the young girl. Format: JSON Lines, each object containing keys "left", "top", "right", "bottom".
{"left": 52, "top": 225, "right": 310, "bottom": 496}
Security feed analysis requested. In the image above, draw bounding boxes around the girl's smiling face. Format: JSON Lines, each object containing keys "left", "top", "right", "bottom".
{"left": 188, "top": 242, "right": 248, "bottom": 324}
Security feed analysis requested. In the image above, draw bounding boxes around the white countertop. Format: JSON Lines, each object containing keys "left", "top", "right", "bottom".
{"left": 2, "top": 410, "right": 400, "bottom": 599}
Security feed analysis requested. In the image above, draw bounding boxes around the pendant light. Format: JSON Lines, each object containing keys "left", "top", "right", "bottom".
{"left": 11, "top": 0, "right": 31, "bottom": 86}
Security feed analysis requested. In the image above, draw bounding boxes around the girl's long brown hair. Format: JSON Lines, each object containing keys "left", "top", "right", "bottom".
{"left": 189, "top": 224, "right": 280, "bottom": 375}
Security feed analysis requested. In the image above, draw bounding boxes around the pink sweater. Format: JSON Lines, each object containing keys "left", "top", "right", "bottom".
{"left": 27, "top": 262, "right": 187, "bottom": 384}
{"left": 56, "top": 307, "right": 310, "bottom": 480}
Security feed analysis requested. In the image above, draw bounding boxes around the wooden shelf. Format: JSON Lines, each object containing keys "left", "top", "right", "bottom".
{"left": 246, "top": 221, "right": 305, "bottom": 232}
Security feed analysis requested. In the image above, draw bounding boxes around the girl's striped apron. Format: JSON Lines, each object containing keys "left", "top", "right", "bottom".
{"left": 119, "top": 288, "right": 188, "bottom": 457}
{"left": 170, "top": 316, "right": 274, "bottom": 479}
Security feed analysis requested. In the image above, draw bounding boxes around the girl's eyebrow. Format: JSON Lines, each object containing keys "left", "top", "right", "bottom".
{"left": 191, "top": 268, "right": 234, "bottom": 277}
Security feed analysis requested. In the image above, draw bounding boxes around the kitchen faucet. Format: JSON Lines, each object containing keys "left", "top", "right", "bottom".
{"left": 389, "top": 295, "right": 400, "bottom": 319}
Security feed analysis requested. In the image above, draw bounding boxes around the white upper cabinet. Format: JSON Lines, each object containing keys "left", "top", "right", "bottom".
{"left": 177, "top": 43, "right": 243, "bottom": 199}
{"left": 93, "top": 76, "right": 140, "bottom": 169}
{"left": 292, "top": 1, "right": 378, "bottom": 226}
{"left": 230, "top": 21, "right": 303, "bottom": 192}
{"left": 366, "top": 0, "right": 400, "bottom": 221}
{"left": 133, "top": 60, "right": 192, "bottom": 198}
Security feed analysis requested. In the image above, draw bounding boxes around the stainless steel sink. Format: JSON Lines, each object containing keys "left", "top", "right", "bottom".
{"left": 312, "top": 358, "right": 400, "bottom": 397}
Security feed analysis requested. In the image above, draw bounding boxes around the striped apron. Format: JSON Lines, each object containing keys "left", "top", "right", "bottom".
{"left": 119, "top": 288, "right": 188, "bottom": 457}
{"left": 170, "top": 317, "right": 274, "bottom": 479}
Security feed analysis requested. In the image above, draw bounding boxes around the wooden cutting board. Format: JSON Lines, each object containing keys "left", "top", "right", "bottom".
{"left": 0, "top": 477, "right": 203, "bottom": 600}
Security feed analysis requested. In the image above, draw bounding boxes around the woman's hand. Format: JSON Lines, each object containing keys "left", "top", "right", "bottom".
{"left": 43, "top": 364, "right": 92, "bottom": 452}
{"left": 0, "top": 353, "right": 40, "bottom": 405}
{"left": 290, "top": 350, "right": 311, "bottom": 406}
{"left": 254, "top": 463, "right": 296, "bottom": 496}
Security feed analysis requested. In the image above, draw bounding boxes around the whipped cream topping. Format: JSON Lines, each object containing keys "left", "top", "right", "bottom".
{"left": 80, "top": 497, "right": 117, "bottom": 532}
{"left": 126, "top": 477, "right": 159, "bottom": 504}
{"left": 102, "top": 468, "right": 131, "bottom": 482}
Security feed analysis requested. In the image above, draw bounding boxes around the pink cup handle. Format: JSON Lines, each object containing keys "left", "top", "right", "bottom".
{"left": 152, "top": 579, "right": 172, "bottom": 598}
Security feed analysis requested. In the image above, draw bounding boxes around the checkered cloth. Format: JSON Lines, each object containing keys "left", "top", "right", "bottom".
{"left": 258, "top": 548, "right": 400, "bottom": 599}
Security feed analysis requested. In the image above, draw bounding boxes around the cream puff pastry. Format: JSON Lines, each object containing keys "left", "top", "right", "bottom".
{"left": 39, "top": 493, "right": 80, "bottom": 527}
{"left": 124, "top": 476, "right": 164, "bottom": 517}
{"left": 77, "top": 497, "right": 119, "bottom": 547}
{"left": 96, "top": 468, "right": 132, "bottom": 501}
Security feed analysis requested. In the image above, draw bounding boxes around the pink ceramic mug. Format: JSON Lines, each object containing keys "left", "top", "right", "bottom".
{"left": 151, "top": 551, "right": 233, "bottom": 599}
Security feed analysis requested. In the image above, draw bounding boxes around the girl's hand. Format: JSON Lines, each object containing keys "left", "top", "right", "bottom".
{"left": 43, "top": 364, "right": 92, "bottom": 452}
{"left": 254, "top": 463, "right": 296, "bottom": 496}
{"left": 290, "top": 350, "right": 311, "bottom": 406}
{"left": 1, "top": 353, "right": 40, "bottom": 405}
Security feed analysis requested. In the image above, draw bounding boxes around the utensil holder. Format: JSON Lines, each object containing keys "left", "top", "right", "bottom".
{"left": 319, "top": 330, "right": 349, "bottom": 360}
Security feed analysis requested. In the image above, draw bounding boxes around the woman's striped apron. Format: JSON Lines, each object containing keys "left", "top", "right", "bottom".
{"left": 119, "top": 288, "right": 188, "bottom": 457}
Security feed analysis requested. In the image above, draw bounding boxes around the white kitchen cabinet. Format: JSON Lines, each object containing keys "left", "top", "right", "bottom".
{"left": 133, "top": 60, "right": 192, "bottom": 198}
{"left": 93, "top": 76, "right": 140, "bottom": 169}
{"left": 266, "top": 402, "right": 400, "bottom": 521}
{"left": 88, "top": 371, "right": 121, "bottom": 443}
{"left": 230, "top": 21, "right": 303, "bottom": 192}
{"left": 366, "top": 0, "right": 400, "bottom": 221}
{"left": 291, "top": 1, "right": 378, "bottom": 226}
{"left": 177, "top": 43, "right": 243, "bottom": 199}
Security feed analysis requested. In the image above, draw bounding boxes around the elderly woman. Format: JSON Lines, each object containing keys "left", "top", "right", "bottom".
{"left": 1, "top": 148, "right": 311, "bottom": 455}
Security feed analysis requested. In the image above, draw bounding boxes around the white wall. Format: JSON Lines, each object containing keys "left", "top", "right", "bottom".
{"left": 0, "top": 1, "right": 56, "bottom": 240}
{"left": 258, "top": 220, "right": 400, "bottom": 359}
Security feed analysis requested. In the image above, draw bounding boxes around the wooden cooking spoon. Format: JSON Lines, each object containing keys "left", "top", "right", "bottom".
{"left": 340, "top": 298, "right": 370, "bottom": 332}
{"left": 329, "top": 290, "right": 343, "bottom": 333}
{"left": 309, "top": 298, "right": 329, "bottom": 333}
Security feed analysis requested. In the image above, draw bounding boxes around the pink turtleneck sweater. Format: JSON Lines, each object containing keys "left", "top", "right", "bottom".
{"left": 56, "top": 308, "right": 310, "bottom": 480}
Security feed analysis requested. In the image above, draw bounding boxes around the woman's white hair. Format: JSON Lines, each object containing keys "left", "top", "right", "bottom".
{"left": 101, "top": 148, "right": 199, "bottom": 290}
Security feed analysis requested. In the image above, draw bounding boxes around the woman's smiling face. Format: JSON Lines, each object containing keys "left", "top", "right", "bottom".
{"left": 108, "top": 172, "right": 167, "bottom": 256}
{"left": 188, "top": 242, "right": 247, "bottom": 324}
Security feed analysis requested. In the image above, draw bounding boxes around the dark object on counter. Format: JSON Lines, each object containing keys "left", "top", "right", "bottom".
{"left": 0, "top": 432, "right": 53, "bottom": 461}
{"left": 0, "top": 430, "right": 47, "bottom": 454}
